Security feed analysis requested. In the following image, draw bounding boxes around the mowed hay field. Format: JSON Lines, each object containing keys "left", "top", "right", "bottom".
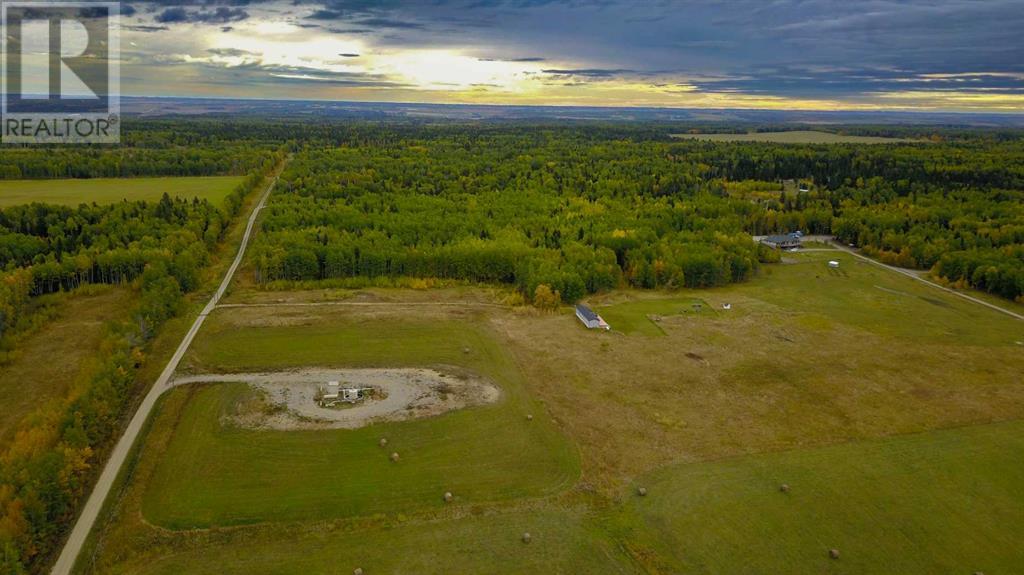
{"left": 0, "top": 175, "right": 244, "bottom": 207}
{"left": 497, "top": 250, "right": 1024, "bottom": 485}
{"left": 630, "top": 419, "right": 1024, "bottom": 573}
{"left": 80, "top": 305, "right": 602, "bottom": 574}
{"left": 83, "top": 251, "right": 1024, "bottom": 574}
{"left": 0, "top": 286, "right": 135, "bottom": 444}
{"left": 669, "top": 130, "right": 921, "bottom": 144}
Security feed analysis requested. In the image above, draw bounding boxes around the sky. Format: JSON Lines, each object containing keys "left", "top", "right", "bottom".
{"left": 111, "top": 0, "right": 1024, "bottom": 111}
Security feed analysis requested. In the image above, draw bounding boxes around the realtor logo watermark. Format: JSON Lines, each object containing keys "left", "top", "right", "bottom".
{"left": 1, "top": 1, "right": 120, "bottom": 144}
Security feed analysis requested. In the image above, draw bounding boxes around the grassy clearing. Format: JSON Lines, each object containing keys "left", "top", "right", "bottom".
{"left": 669, "top": 130, "right": 921, "bottom": 144}
{"left": 597, "top": 297, "right": 712, "bottom": 336}
{"left": 143, "top": 311, "right": 577, "bottom": 528}
{"left": 83, "top": 247, "right": 1024, "bottom": 573}
{"left": 630, "top": 419, "right": 1024, "bottom": 574}
{"left": 499, "top": 250, "right": 1024, "bottom": 485}
{"left": 104, "top": 504, "right": 637, "bottom": 575}
{"left": 0, "top": 176, "right": 244, "bottom": 208}
{"left": 0, "top": 287, "right": 134, "bottom": 444}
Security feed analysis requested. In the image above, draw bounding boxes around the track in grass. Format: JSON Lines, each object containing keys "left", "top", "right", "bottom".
{"left": 0, "top": 176, "right": 244, "bottom": 208}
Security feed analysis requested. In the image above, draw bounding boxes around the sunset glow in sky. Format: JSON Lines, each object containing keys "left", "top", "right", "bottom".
{"left": 116, "top": 1, "right": 1024, "bottom": 111}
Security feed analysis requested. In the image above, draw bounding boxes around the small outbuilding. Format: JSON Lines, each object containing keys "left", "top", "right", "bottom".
{"left": 575, "top": 304, "right": 610, "bottom": 330}
{"left": 828, "top": 260, "right": 840, "bottom": 269}
{"left": 318, "top": 381, "right": 368, "bottom": 407}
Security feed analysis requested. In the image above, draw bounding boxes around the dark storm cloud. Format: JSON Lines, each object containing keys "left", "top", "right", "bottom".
{"left": 155, "top": 5, "right": 249, "bottom": 23}
{"left": 124, "top": 24, "right": 170, "bottom": 32}
{"left": 123, "top": 0, "right": 1024, "bottom": 107}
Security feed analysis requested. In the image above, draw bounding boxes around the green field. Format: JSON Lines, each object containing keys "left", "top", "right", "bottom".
{"left": 0, "top": 176, "right": 244, "bottom": 207}
{"left": 597, "top": 297, "right": 712, "bottom": 336}
{"left": 145, "top": 316, "right": 578, "bottom": 528}
{"left": 117, "top": 506, "right": 638, "bottom": 575}
{"left": 670, "top": 130, "right": 920, "bottom": 144}
{"left": 83, "top": 250, "right": 1024, "bottom": 574}
{"left": 631, "top": 419, "right": 1024, "bottom": 573}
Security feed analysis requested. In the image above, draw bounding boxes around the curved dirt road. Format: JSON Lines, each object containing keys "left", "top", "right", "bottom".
{"left": 50, "top": 167, "right": 282, "bottom": 575}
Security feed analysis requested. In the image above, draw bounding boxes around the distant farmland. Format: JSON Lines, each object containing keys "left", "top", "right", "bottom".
{"left": 670, "top": 130, "right": 922, "bottom": 144}
{"left": 0, "top": 175, "right": 244, "bottom": 208}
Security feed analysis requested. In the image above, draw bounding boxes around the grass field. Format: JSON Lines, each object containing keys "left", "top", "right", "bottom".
{"left": 0, "top": 287, "right": 134, "bottom": 444}
{"left": 0, "top": 176, "right": 244, "bottom": 208}
{"left": 631, "top": 419, "right": 1024, "bottom": 573}
{"left": 144, "top": 312, "right": 578, "bottom": 528}
{"left": 596, "top": 297, "right": 712, "bottom": 336}
{"left": 82, "top": 249, "right": 1024, "bottom": 574}
{"left": 669, "top": 130, "right": 920, "bottom": 144}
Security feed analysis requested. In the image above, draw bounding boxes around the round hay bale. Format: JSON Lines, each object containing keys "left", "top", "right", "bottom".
{"left": 390, "top": 452, "right": 400, "bottom": 462}
{"left": 379, "top": 437, "right": 388, "bottom": 448}
{"left": 526, "top": 414, "right": 534, "bottom": 421}
{"left": 779, "top": 484, "right": 790, "bottom": 493}
{"left": 521, "top": 532, "right": 532, "bottom": 544}
{"left": 444, "top": 491, "right": 453, "bottom": 503}
{"left": 829, "top": 549, "right": 840, "bottom": 560}
{"left": 353, "top": 569, "right": 363, "bottom": 575}
{"left": 637, "top": 487, "right": 647, "bottom": 497}
{"left": 973, "top": 572, "right": 984, "bottom": 575}
{"left": 463, "top": 346, "right": 471, "bottom": 354}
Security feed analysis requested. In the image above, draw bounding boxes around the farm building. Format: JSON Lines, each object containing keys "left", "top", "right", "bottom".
{"left": 760, "top": 233, "right": 802, "bottom": 249}
{"left": 828, "top": 260, "right": 840, "bottom": 268}
{"left": 575, "top": 304, "right": 610, "bottom": 330}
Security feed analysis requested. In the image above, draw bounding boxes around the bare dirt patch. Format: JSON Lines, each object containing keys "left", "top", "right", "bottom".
{"left": 170, "top": 367, "right": 500, "bottom": 430}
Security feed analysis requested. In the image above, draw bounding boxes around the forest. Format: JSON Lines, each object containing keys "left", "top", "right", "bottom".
{"left": 251, "top": 126, "right": 1024, "bottom": 303}
{"left": 0, "top": 140, "right": 283, "bottom": 574}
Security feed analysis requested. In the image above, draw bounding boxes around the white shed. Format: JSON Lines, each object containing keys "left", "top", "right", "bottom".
{"left": 828, "top": 260, "right": 840, "bottom": 269}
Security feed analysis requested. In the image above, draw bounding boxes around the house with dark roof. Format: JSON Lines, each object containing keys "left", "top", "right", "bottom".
{"left": 760, "top": 233, "right": 802, "bottom": 249}
{"left": 575, "top": 304, "right": 610, "bottom": 330}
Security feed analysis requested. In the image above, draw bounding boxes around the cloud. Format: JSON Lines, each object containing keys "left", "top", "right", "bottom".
{"left": 116, "top": 0, "right": 1024, "bottom": 111}
{"left": 542, "top": 68, "right": 634, "bottom": 78}
{"left": 124, "top": 24, "right": 170, "bottom": 32}
{"left": 155, "top": 5, "right": 249, "bottom": 23}
{"left": 352, "top": 17, "right": 423, "bottom": 29}
{"left": 479, "top": 56, "right": 545, "bottom": 62}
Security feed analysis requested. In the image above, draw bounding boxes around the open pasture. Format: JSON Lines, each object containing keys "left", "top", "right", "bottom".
{"left": 669, "top": 130, "right": 921, "bottom": 144}
{"left": 631, "top": 418, "right": 1024, "bottom": 574}
{"left": 83, "top": 251, "right": 1024, "bottom": 574}
{"left": 0, "top": 176, "right": 243, "bottom": 208}
{"left": 498, "top": 250, "right": 1024, "bottom": 485}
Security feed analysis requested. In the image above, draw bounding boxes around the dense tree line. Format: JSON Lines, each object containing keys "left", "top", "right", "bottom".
{"left": 250, "top": 126, "right": 1024, "bottom": 302}
{"left": 251, "top": 138, "right": 772, "bottom": 301}
{"left": 0, "top": 149, "right": 282, "bottom": 574}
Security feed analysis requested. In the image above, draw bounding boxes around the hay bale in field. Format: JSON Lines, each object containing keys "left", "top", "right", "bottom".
{"left": 521, "top": 532, "right": 532, "bottom": 543}
{"left": 779, "top": 484, "right": 790, "bottom": 493}
{"left": 526, "top": 414, "right": 533, "bottom": 421}
{"left": 637, "top": 487, "right": 647, "bottom": 497}
{"left": 829, "top": 549, "right": 840, "bottom": 560}
{"left": 463, "top": 346, "right": 471, "bottom": 354}
{"left": 390, "top": 452, "right": 400, "bottom": 462}
{"left": 353, "top": 569, "right": 363, "bottom": 575}
{"left": 379, "top": 437, "right": 388, "bottom": 448}
{"left": 444, "top": 491, "right": 453, "bottom": 503}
